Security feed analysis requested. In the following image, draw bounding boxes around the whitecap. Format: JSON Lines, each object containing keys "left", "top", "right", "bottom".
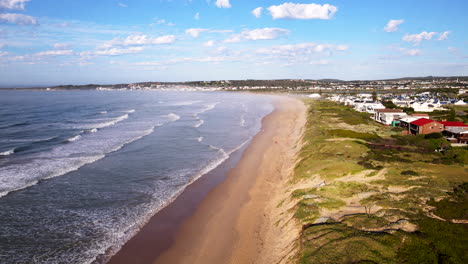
{"left": 0, "top": 148, "right": 15, "bottom": 156}
{"left": 67, "top": 135, "right": 81, "bottom": 142}
{"left": 193, "top": 119, "right": 204, "bottom": 128}
{"left": 164, "top": 113, "right": 180, "bottom": 122}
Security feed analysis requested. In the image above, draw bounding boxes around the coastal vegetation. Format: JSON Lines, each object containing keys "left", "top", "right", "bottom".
{"left": 287, "top": 100, "right": 468, "bottom": 264}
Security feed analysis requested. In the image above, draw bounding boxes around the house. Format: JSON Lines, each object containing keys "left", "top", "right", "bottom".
{"left": 443, "top": 127, "right": 468, "bottom": 144}
{"left": 373, "top": 109, "right": 404, "bottom": 125}
{"left": 399, "top": 117, "right": 421, "bottom": 132}
{"left": 409, "top": 118, "right": 444, "bottom": 135}
{"left": 438, "top": 121, "right": 468, "bottom": 130}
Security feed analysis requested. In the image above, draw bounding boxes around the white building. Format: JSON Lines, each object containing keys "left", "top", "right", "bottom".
{"left": 373, "top": 109, "right": 405, "bottom": 125}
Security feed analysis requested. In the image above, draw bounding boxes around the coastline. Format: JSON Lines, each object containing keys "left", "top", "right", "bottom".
{"left": 107, "top": 95, "right": 307, "bottom": 264}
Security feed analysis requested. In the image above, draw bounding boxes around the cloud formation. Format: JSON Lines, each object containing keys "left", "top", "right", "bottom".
{"left": 225, "top": 28, "right": 290, "bottom": 43}
{"left": 101, "top": 34, "right": 176, "bottom": 48}
{"left": 384, "top": 19, "right": 404, "bottom": 32}
{"left": 0, "top": 0, "right": 31, "bottom": 10}
{"left": 257, "top": 43, "right": 348, "bottom": 56}
{"left": 35, "top": 50, "right": 74, "bottom": 56}
{"left": 185, "top": 28, "right": 209, "bottom": 38}
{"left": 402, "top": 31, "right": 450, "bottom": 45}
{"left": 252, "top": 7, "right": 263, "bottom": 18}
{"left": 194, "top": 12, "right": 200, "bottom": 20}
{"left": 0, "top": 13, "right": 36, "bottom": 25}
{"left": 81, "top": 47, "right": 144, "bottom": 57}
{"left": 438, "top": 31, "right": 450, "bottom": 40}
{"left": 215, "top": 0, "right": 231, "bottom": 9}
{"left": 267, "top": 3, "right": 337, "bottom": 20}
{"left": 118, "top": 3, "right": 128, "bottom": 8}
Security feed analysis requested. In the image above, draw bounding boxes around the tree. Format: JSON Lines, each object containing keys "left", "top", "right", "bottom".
{"left": 372, "top": 90, "right": 378, "bottom": 101}
{"left": 448, "top": 108, "right": 456, "bottom": 121}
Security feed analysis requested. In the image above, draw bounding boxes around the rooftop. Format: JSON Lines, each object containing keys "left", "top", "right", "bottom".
{"left": 411, "top": 118, "right": 440, "bottom": 126}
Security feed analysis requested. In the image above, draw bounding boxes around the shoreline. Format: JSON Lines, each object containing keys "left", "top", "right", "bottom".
{"left": 107, "top": 95, "right": 307, "bottom": 264}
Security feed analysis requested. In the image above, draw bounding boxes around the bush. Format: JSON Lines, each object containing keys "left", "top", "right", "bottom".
{"left": 327, "top": 129, "right": 380, "bottom": 141}
{"left": 401, "top": 170, "right": 419, "bottom": 176}
{"left": 425, "top": 132, "right": 443, "bottom": 139}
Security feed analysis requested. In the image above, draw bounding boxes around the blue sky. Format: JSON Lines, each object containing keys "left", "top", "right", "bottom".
{"left": 0, "top": 0, "right": 467, "bottom": 87}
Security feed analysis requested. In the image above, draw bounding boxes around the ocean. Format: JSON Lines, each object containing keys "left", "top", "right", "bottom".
{"left": 0, "top": 90, "right": 273, "bottom": 264}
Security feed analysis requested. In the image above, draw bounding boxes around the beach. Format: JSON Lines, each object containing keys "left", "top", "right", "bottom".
{"left": 108, "top": 95, "right": 307, "bottom": 264}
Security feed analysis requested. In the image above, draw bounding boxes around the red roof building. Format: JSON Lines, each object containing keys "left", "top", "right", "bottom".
{"left": 409, "top": 118, "right": 443, "bottom": 135}
{"left": 438, "top": 121, "right": 468, "bottom": 128}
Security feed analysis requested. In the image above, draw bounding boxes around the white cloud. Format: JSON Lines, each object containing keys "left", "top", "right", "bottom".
{"left": 118, "top": 3, "right": 128, "bottom": 8}
{"left": 0, "top": 0, "right": 31, "bottom": 10}
{"left": 123, "top": 34, "right": 176, "bottom": 45}
{"left": 402, "top": 48, "right": 421, "bottom": 56}
{"left": 448, "top": 47, "right": 459, "bottom": 54}
{"left": 101, "top": 34, "right": 176, "bottom": 48}
{"left": 185, "top": 28, "right": 232, "bottom": 38}
{"left": 0, "top": 51, "right": 8, "bottom": 56}
{"left": 402, "top": 31, "right": 437, "bottom": 44}
{"left": 215, "top": 0, "right": 231, "bottom": 8}
{"left": 81, "top": 47, "right": 144, "bottom": 57}
{"left": 35, "top": 50, "right": 74, "bottom": 56}
{"left": 256, "top": 43, "right": 348, "bottom": 56}
{"left": 252, "top": 7, "right": 263, "bottom": 18}
{"left": 53, "top": 43, "right": 71, "bottom": 50}
{"left": 267, "top": 3, "right": 337, "bottom": 20}
{"left": 185, "top": 28, "right": 209, "bottom": 38}
{"left": 0, "top": 13, "right": 37, "bottom": 25}
{"left": 225, "top": 28, "right": 290, "bottom": 43}
{"left": 154, "top": 19, "right": 175, "bottom": 26}
{"left": 438, "top": 31, "right": 450, "bottom": 40}
{"left": 204, "top": 40, "right": 216, "bottom": 47}
{"left": 384, "top": 19, "right": 404, "bottom": 32}
{"left": 194, "top": 12, "right": 200, "bottom": 20}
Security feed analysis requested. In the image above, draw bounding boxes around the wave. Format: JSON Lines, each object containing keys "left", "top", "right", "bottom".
{"left": 0, "top": 125, "right": 158, "bottom": 198}
{"left": 240, "top": 115, "right": 246, "bottom": 127}
{"left": 195, "top": 102, "right": 219, "bottom": 115}
{"left": 0, "top": 136, "right": 57, "bottom": 143}
{"left": 78, "top": 114, "right": 129, "bottom": 130}
{"left": 0, "top": 148, "right": 15, "bottom": 156}
{"left": 88, "top": 128, "right": 98, "bottom": 133}
{"left": 169, "top": 101, "right": 201, "bottom": 106}
{"left": 123, "top": 109, "right": 135, "bottom": 113}
{"left": 197, "top": 137, "right": 204, "bottom": 142}
{"left": 100, "top": 111, "right": 108, "bottom": 114}
{"left": 193, "top": 119, "right": 204, "bottom": 128}
{"left": 66, "top": 135, "right": 82, "bottom": 142}
{"left": 164, "top": 113, "right": 180, "bottom": 122}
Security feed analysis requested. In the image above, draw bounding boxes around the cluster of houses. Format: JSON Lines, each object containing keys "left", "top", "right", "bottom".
{"left": 328, "top": 94, "right": 468, "bottom": 144}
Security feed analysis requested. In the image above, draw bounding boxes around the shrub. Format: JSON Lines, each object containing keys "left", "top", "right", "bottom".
{"left": 424, "top": 132, "right": 443, "bottom": 139}
{"left": 401, "top": 170, "right": 419, "bottom": 176}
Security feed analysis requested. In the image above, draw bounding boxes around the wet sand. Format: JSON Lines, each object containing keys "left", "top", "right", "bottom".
{"left": 108, "top": 96, "right": 306, "bottom": 264}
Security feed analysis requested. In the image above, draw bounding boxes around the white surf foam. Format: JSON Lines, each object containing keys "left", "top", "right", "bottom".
{"left": 197, "top": 137, "right": 204, "bottom": 142}
{"left": 164, "top": 113, "right": 180, "bottom": 122}
{"left": 193, "top": 119, "right": 204, "bottom": 128}
{"left": 0, "top": 124, "right": 159, "bottom": 198}
{"left": 0, "top": 148, "right": 15, "bottom": 156}
{"left": 170, "top": 101, "right": 201, "bottom": 106}
{"left": 79, "top": 114, "right": 129, "bottom": 130}
{"left": 123, "top": 109, "right": 135, "bottom": 113}
{"left": 67, "top": 135, "right": 81, "bottom": 142}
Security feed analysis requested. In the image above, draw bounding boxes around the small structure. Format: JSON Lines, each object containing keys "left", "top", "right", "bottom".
{"left": 439, "top": 121, "right": 468, "bottom": 130}
{"left": 409, "top": 118, "right": 443, "bottom": 135}
{"left": 308, "top": 93, "right": 321, "bottom": 98}
{"left": 373, "top": 109, "right": 404, "bottom": 125}
{"left": 443, "top": 127, "right": 468, "bottom": 144}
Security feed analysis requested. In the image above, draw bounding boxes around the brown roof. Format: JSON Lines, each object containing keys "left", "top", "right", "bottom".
{"left": 375, "top": 108, "right": 404, "bottom": 113}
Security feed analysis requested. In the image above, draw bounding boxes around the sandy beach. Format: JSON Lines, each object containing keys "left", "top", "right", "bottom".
{"left": 108, "top": 95, "right": 306, "bottom": 264}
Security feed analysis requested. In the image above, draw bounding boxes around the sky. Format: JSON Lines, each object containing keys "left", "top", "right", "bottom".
{"left": 0, "top": 0, "right": 467, "bottom": 87}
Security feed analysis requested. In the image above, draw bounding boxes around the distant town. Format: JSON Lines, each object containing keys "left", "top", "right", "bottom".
{"left": 3, "top": 76, "right": 468, "bottom": 94}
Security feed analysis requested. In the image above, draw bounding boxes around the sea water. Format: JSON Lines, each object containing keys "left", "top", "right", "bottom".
{"left": 0, "top": 90, "right": 273, "bottom": 264}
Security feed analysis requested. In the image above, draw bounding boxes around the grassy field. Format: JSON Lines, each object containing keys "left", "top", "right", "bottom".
{"left": 289, "top": 100, "right": 468, "bottom": 264}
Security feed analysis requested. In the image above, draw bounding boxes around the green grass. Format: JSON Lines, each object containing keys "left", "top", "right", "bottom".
{"left": 291, "top": 100, "right": 468, "bottom": 264}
